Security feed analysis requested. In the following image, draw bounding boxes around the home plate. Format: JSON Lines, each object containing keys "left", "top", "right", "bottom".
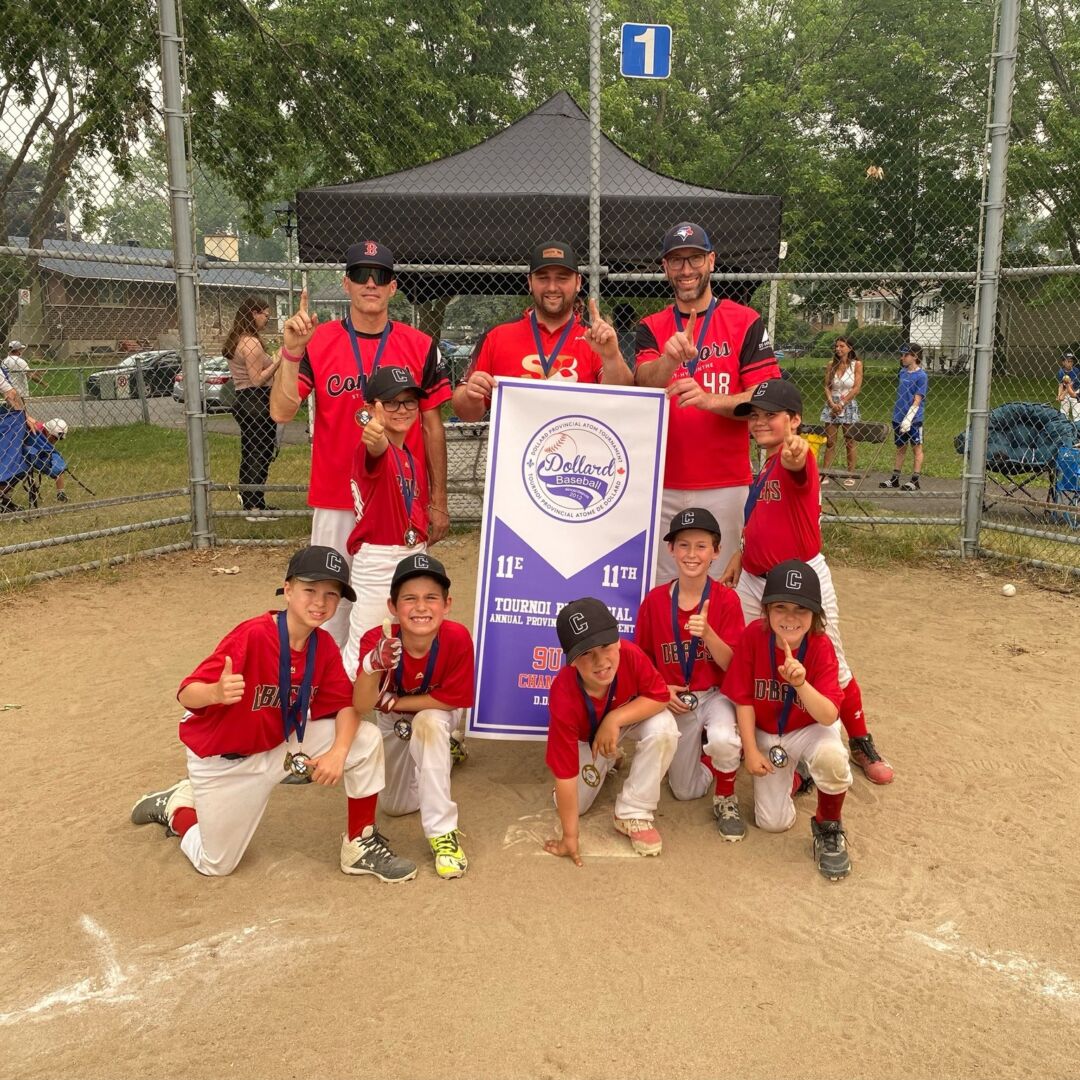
{"left": 503, "top": 810, "right": 637, "bottom": 858}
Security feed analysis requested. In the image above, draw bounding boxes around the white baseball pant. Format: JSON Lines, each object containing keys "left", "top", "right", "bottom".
{"left": 179, "top": 717, "right": 384, "bottom": 876}
{"left": 667, "top": 688, "right": 742, "bottom": 800}
{"left": 750, "top": 721, "right": 851, "bottom": 833}
{"left": 655, "top": 484, "right": 748, "bottom": 586}
{"left": 736, "top": 551, "right": 852, "bottom": 687}
{"left": 372, "top": 706, "right": 461, "bottom": 838}
{"left": 568, "top": 709, "right": 679, "bottom": 820}
{"left": 309, "top": 508, "right": 357, "bottom": 648}
{"left": 340, "top": 540, "right": 428, "bottom": 680}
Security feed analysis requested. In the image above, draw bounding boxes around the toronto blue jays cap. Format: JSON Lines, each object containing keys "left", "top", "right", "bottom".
{"left": 664, "top": 506, "right": 722, "bottom": 542}
{"left": 345, "top": 240, "right": 394, "bottom": 272}
{"left": 277, "top": 545, "right": 357, "bottom": 602}
{"left": 365, "top": 366, "right": 425, "bottom": 403}
{"left": 733, "top": 378, "right": 803, "bottom": 417}
{"left": 761, "top": 559, "right": 823, "bottom": 615}
{"left": 557, "top": 597, "right": 619, "bottom": 663}
{"left": 391, "top": 552, "right": 451, "bottom": 592}
{"left": 661, "top": 222, "right": 713, "bottom": 258}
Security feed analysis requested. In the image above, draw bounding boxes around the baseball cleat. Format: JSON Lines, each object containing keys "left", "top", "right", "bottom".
{"left": 811, "top": 817, "right": 851, "bottom": 880}
{"left": 130, "top": 778, "right": 194, "bottom": 834}
{"left": 712, "top": 795, "right": 746, "bottom": 842}
{"left": 613, "top": 815, "right": 663, "bottom": 856}
{"left": 849, "top": 734, "right": 894, "bottom": 784}
{"left": 340, "top": 828, "right": 417, "bottom": 882}
{"left": 429, "top": 829, "right": 468, "bottom": 879}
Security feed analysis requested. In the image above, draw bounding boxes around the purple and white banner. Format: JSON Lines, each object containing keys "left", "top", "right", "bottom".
{"left": 469, "top": 378, "right": 669, "bottom": 740}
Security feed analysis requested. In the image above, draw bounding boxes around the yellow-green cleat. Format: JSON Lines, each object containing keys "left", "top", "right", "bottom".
{"left": 429, "top": 829, "right": 468, "bottom": 879}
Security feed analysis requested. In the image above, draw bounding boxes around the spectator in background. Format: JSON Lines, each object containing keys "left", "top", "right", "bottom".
{"left": 223, "top": 296, "right": 281, "bottom": 522}
{"left": 819, "top": 336, "right": 863, "bottom": 488}
{"left": 0, "top": 363, "right": 28, "bottom": 513}
{"left": 1058, "top": 352, "right": 1080, "bottom": 422}
{"left": 2, "top": 341, "right": 41, "bottom": 401}
{"left": 881, "top": 343, "right": 928, "bottom": 492}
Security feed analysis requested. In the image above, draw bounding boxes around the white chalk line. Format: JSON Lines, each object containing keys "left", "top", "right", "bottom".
{"left": 503, "top": 811, "right": 639, "bottom": 858}
{"left": 907, "top": 921, "right": 1080, "bottom": 1006}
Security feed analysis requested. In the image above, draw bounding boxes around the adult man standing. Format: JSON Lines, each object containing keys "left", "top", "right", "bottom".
{"left": 2, "top": 341, "right": 41, "bottom": 401}
{"left": 270, "top": 241, "right": 451, "bottom": 647}
{"left": 635, "top": 222, "right": 780, "bottom": 582}
{"left": 451, "top": 240, "right": 632, "bottom": 420}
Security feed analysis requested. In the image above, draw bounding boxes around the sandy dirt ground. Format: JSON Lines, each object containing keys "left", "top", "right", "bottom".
{"left": 1, "top": 537, "right": 1077, "bottom": 1080}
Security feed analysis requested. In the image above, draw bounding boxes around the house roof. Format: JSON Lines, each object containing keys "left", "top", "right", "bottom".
{"left": 9, "top": 237, "right": 287, "bottom": 292}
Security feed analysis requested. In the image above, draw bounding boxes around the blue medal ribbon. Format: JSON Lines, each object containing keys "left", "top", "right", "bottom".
{"left": 343, "top": 318, "right": 393, "bottom": 397}
{"left": 394, "top": 632, "right": 441, "bottom": 697}
{"left": 769, "top": 632, "right": 810, "bottom": 740}
{"left": 743, "top": 454, "right": 780, "bottom": 525}
{"left": 529, "top": 310, "right": 577, "bottom": 378}
{"left": 577, "top": 673, "right": 619, "bottom": 748}
{"left": 671, "top": 578, "right": 712, "bottom": 687}
{"left": 389, "top": 444, "right": 418, "bottom": 528}
{"left": 277, "top": 610, "right": 317, "bottom": 744}
{"left": 672, "top": 298, "right": 716, "bottom": 377}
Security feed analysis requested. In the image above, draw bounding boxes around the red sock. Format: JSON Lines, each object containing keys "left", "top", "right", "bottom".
{"left": 700, "top": 753, "right": 736, "bottom": 798}
{"left": 347, "top": 794, "right": 378, "bottom": 841}
{"left": 839, "top": 676, "right": 869, "bottom": 738}
{"left": 816, "top": 791, "right": 846, "bottom": 822}
{"left": 791, "top": 771, "right": 804, "bottom": 796}
{"left": 170, "top": 807, "right": 197, "bottom": 838}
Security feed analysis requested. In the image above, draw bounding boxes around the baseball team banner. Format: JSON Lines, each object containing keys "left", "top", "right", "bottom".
{"left": 469, "top": 378, "right": 669, "bottom": 740}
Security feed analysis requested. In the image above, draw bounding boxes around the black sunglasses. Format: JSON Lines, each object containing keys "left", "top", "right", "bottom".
{"left": 346, "top": 266, "right": 394, "bottom": 286}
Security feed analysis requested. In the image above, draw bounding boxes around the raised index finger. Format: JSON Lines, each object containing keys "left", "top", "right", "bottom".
{"left": 298, "top": 288, "right": 309, "bottom": 315}
{"left": 588, "top": 296, "right": 601, "bottom": 324}
{"left": 782, "top": 636, "right": 794, "bottom": 659}
{"left": 685, "top": 307, "right": 697, "bottom": 340}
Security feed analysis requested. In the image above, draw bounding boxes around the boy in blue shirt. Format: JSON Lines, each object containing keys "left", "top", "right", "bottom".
{"left": 881, "top": 344, "right": 928, "bottom": 491}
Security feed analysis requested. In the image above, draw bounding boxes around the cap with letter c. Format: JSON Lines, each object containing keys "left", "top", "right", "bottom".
{"left": 277, "top": 545, "right": 357, "bottom": 602}
{"left": 733, "top": 378, "right": 803, "bottom": 418}
{"left": 663, "top": 506, "right": 721, "bottom": 542}
{"left": 364, "top": 365, "right": 425, "bottom": 402}
{"left": 761, "top": 559, "right": 823, "bottom": 615}
{"left": 391, "top": 552, "right": 452, "bottom": 592}
{"left": 557, "top": 597, "right": 620, "bottom": 663}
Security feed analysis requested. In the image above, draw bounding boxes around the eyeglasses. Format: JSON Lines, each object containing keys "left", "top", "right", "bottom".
{"left": 664, "top": 253, "right": 708, "bottom": 271}
{"left": 381, "top": 398, "right": 420, "bottom": 413}
{"left": 346, "top": 266, "right": 394, "bottom": 286}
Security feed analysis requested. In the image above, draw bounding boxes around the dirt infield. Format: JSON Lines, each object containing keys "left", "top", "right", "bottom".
{"left": 1, "top": 539, "right": 1076, "bottom": 1080}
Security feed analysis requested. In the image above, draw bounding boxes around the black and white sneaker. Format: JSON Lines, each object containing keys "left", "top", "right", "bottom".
{"left": 901, "top": 476, "right": 921, "bottom": 491}
{"left": 879, "top": 475, "right": 900, "bottom": 489}
{"left": 340, "top": 827, "right": 417, "bottom": 882}
{"left": 811, "top": 817, "right": 852, "bottom": 880}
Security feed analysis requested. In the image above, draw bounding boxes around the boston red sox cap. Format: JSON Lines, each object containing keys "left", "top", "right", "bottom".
{"left": 365, "top": 366, "right": 426, "bottom": 403}
{"left": 345, "top": 240, "right": 394, "bottom": 272}
{"left": 761, "top": 559, "right": 823, "bottom": 615}
{"left": 557, "top": 597, "right": 619, "bottom": 663}
{"left": 664, "top": 506, "right": 722, "bottom": 542}
{"left": 661, "top": 222, "right": 713, "bottom": 258}
{"left": 529, "top": 240, "right": 579, "bottom": 273}
{"left": 733, "top": 378, "right": 803, "bottom": 417}
{"left": 392, "top": 552, "right": 452, "bottom": 592}
{"left": 277, "top": 545, "right": 357, "bottom": 602}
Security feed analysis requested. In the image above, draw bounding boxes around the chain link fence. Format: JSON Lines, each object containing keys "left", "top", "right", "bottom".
{"left": 1, "top": 0, "right": 1078, "bottom": 587}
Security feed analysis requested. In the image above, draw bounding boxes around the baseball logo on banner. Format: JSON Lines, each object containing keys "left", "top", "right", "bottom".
{"left": 469, "top": 378, "right": 668, "bottom": 740}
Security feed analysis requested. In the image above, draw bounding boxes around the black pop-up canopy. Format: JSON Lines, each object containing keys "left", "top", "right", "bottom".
{"left": 296, "top": 92, "right": 782, "bottom": 302}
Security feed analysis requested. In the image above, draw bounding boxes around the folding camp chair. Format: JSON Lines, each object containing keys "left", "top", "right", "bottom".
{"left": 1048, "top": 446, "right": 1080, "bottom": 529}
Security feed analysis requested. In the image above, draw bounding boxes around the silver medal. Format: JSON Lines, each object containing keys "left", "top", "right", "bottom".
{"left": 677, "top": 690, "right": 699, "bottom": 710}
{"left": 356, "top": 407, "right": 373, "bottom": 426}
{"left": 404, "top": 527, "right": 419, "bottom": 547}
{"left": 393, "top": 716, "right": 413, "bottom": 740}
{"left": 284, "top": 750, "right": 312, "bottom": 778}
{"left": 768, "top": 744, "right": 789, "bottom": 769}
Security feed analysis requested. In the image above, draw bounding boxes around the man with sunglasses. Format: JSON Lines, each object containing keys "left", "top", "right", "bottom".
{"left": 634, "top": 222, "right": 779, "bottom": 583}
{"left": 271, "top": 241, "right": 451, "bottom": 647}
{"left": 451, "top": 240, "right": 632, "bottom": 421}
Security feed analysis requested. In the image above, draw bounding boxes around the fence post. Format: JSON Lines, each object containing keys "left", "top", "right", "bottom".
{"left": 588, "top": 0, "right": 602, "bottom": 304}
{"left": 133, "top": 354, "right": 151, "bottom": 424}
{"left": 962, "top": 0, "right": 1020, "bottom": 558}
{"left": 157, "top": 0, "right": 212, "bottom": 549}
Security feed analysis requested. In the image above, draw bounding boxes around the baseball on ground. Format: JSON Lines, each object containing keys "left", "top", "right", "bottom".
{"left": 1002, "top": 583, "right": 1017, "bottom": 596}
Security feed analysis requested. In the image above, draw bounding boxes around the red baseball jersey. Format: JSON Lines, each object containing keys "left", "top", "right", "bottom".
{"left": 635, "top": 301, "right": 779, "bottom": 489}
{"left": 724, "top": 619, "right": 843, "bottom": 734}
{"left": 741, "top": 452, "right": 823, "bottom": 577}
{"left": 634, "top": 578, "right": 745, "bottom": 691}
{"left": 297, "top": 319, "right": 450, "bottom": 510}
{"left": 358, "top": 619, "right": 474, "bottom": 710}
{"left": 177, "top": 613, "right": 353, "bottom": 758}
{"left": 545, "top": 641, "right": 668, "bottom": 781}
{"left": 346, "top": 440, "right": 430, "bottom": 553}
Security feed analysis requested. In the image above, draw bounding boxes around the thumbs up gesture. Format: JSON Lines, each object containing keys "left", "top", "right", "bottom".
{"left": 686, "top": 599, "right": 710, "bottom": 639}
{"left": 361, "top": 399, "right": 388, "bottom": 451}
{"left": 663, "top": 306, "right": 698, "bottom": 367}
{"left": 216, "top": 655, "right": 246, "bottom": 705}
{"left": 583, "top": 297, "right": 618, "bottom": 361}
{"left": 282, "top": 288, "right": 319, "bottom": 355}
{"left": 778, "top": 637, "right": 806, "bottom": 688}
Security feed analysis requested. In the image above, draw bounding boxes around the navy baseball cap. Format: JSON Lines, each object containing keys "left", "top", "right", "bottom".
{"left": 761, "top": 559, "right": 823, "bottom": 615}
{"left": 391, "top": 552, "right": 451, "bottom": 592}
{"left": 365, "top": 366, "right": 425, "bottom": 403}
{"left": 557, "top": 597, "right": 619, "bottom": 663}
{"left": 733, "top": 379, "right": 803, "bottom": 417}
{"left": 277, "top": 545, "right": 357, "bottom": 602}
{"left": 661, "top": 222, "right": 713, "bottom": 259}
{"left": 345, "top": 240, "right": 394, "bottom": 272}
{"left": 899, "top": 343, "right": 922, "bottom": 357}
{"left": 664, "top": 506, "right": 722, "bottom": 541}
{"left": 529, "top": 241, "right": 579, "bottom": 273}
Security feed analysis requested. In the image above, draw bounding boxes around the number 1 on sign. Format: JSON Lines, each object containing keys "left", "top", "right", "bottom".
{"left": 496, "top": 555, "right": 524, "bottom": 579}
{"left": 633, "top": 26, "right": 657, "bottom": 76}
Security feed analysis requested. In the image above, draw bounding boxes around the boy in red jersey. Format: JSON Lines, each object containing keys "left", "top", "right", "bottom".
{"left": 726, "top": 379, "right": 894, "bottom": 785}
{"left": 354, "top": 553, "right": 474, "bottom": 880}
{"left": 725, "top": 560, "right": 853, "bottom": 880}
{"left": 543, "top": 598, "right": 677, "bottom": 864}
{"left": 635, "top": 508, "right": 746, "bottom": 839}
{"left": 130, "top": 546, "right": 416, "bottom": 883}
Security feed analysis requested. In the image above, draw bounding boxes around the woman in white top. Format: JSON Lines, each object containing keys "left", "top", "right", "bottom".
{"left": 223, "top": 296, "right": 280, "bottom": 518}
{"left": 819, "top": 337, "right": 863, "bottom": 487}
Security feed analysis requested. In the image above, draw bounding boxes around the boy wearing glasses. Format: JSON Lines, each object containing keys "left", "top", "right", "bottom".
{"left": 634, "top": 222, "right": 780, "bottom": 584}
{"left": 341, "top": 366, "right": 432, "bottom": 679}
{"left": 271, "top": 242, "right": 451, "bottom": 648}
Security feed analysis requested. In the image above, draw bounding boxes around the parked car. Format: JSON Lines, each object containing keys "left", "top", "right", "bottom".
{"left": 85, "top": 350, "right": 182, "bottom": 399}
{"left": 171, "top": 355, "right": 235, "bottom": 413}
